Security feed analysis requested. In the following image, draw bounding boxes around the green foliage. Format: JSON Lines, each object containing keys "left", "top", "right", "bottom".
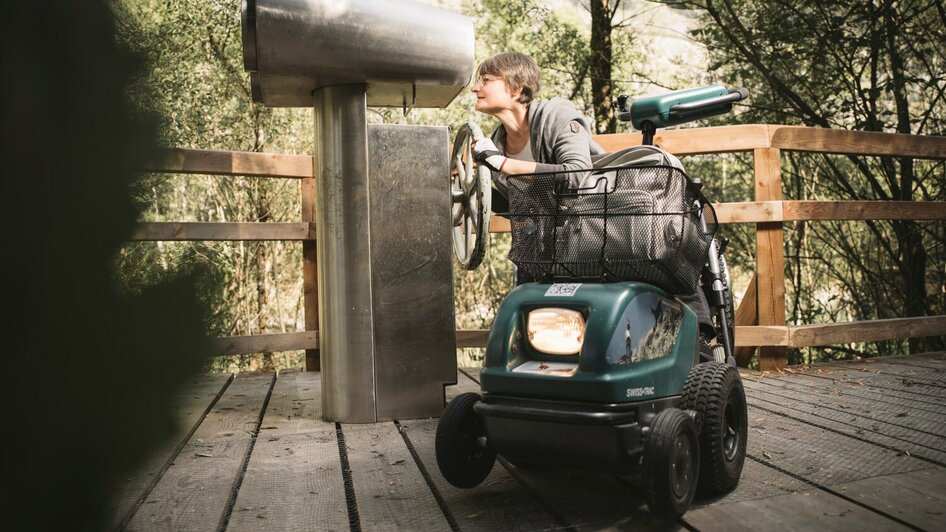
{"left": 675, "top": 0, "right": 946, "bottom": 359}
{"left": 1, "top": 1, "right": 213, "bottom": 529}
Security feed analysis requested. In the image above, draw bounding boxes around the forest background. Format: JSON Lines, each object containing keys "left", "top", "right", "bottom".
{"left": 112, "top": 0, "right": 946, "bottom": 371}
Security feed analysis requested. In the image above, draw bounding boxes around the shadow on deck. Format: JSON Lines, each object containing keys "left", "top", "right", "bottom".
{"left": 112, "top": 352, "right": 946, "bottom": 531}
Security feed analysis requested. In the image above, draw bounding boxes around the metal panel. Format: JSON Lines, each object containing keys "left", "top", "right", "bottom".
{"left": 244, "top": 0, "right": 474, "bottom": 107}
{"left": 314, "top": 85, "right": 377, "bottom": 423}
{"left": 369, "top": 125, "right": 457, "bottom": 420}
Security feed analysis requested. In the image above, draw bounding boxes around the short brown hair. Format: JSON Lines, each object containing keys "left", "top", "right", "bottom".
{"left": 477, "top": 52, "right": 541, "bottom": 104}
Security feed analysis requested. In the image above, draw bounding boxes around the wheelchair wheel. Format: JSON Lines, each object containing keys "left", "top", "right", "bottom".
{"left": 716, "top": 242, "right": 735, "bottom": 354}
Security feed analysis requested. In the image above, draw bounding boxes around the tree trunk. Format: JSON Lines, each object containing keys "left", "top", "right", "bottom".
{"left": 590, "top": 0, "right": 616, "bottom": 133}
{"left": 884, "top": 0, "right": 929, "bottom": 352}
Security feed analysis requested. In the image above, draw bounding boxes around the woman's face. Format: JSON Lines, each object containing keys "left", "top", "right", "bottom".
{"left": 471, "top": 74, "right": 522, "bottom": 115}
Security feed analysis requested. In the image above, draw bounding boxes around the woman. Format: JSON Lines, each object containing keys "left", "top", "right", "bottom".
{"left": 470, "top": 52, "right": 605, "bottom": 212}
{"left": 470, "top": 52, "right": 716, "bottom": 350}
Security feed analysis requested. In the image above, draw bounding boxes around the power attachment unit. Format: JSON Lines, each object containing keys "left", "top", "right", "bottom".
{"left": 439, "top": 85, "right": 750, "bottom": 519}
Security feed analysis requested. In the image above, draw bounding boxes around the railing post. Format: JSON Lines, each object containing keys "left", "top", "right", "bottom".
{"left": 754, "top": 147, "right": 788, "bottom": 369}
{"left": 302, "top": 161, "right": 320, "bottom": 371}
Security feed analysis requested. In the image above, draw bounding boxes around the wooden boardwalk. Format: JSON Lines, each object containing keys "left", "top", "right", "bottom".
{"left": 112, "top": 353, "right": 946, "bottom": 531}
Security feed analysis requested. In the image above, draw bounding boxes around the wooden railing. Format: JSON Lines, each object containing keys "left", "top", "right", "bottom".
{"left": 133, "top": 147, "right": 322, "bottom": 370}
{"left": 134, "top": 125, "right": 946, "bottom": 370}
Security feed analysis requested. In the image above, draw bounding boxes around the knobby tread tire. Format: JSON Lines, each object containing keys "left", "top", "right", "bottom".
{"left": 681, "top": 361, "right": 748, "bottom": 496}
{"left": 436, "top": 392, "right": 495, "bottom": 488}
{"left": 642, "top": 408, "right": 699, "bottom": 519}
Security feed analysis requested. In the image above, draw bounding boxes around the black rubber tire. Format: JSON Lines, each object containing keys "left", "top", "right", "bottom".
{"left": 435, "top": 392, "right": 495, "bottom": 489}
{"left": 642, "top": 408, "right": 699, "bottom": 519}
{"left": 681, "top": 362, "right": 748, "bottom": 496}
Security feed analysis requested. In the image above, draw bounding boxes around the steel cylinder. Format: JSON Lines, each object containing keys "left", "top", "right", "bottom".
{"left": 313, "top": 85, "right": 377, "bottom": 422}
{"left": 242, "top": 0, "right": 474, "bottom": 107}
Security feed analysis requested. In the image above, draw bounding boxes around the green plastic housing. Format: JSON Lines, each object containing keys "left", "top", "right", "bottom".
{"left": 630, "top": 84, "right": 730, "bottom": 130}
{"left": 480, "top": 282, "right": 698, "bottom": 404}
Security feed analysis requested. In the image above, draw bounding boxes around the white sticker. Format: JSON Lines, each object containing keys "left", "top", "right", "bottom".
{"left": 545, "top": 283, "right": 582, "bottom": 297}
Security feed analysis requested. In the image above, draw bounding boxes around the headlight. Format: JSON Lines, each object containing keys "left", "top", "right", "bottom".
{"left": 527, "top": 308, "right": 585, "bottom": 355}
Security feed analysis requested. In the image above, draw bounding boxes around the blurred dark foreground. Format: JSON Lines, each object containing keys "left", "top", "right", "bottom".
{"left": 0, "top": 2, "right": 213, "bottom": 530}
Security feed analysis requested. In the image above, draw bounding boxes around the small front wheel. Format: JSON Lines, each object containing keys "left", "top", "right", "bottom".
{"left": 435, "top": 393, "right": 495, "bottom": 488}
{"left": 642, "top": 408, "right": 699, "bottom": 519}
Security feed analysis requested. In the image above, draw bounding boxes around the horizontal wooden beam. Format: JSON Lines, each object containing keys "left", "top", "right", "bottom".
{"left": 457, "top": 329, "right": 489, "bottom": 348}
{"left": 456, "top": 315, "right": 945, "bottom": 350}
{"left": 594, "top": 125, "right": 946, "bottom": 159}
{"left": 783, "top": 201, "right": 946, "bottom": 221}
{"left": 208, "top": 331, "right": 320, "bottom": 356}
{"left": 789, "top": 316, "right": 946, "bottom": 348}
{"left": 713, "top": 202, "right": 783, "bottom": 224}
{"left": 492, "top": 201, "right": 946, "bottom": 229}
{"left": 148, "top": 147, "right": 314, "bottom": 178}
{"left": 594, "top": 124, "right": 772, "bottom": 155}
{"left": 770, "top": 126, "right": 946, "bottom": 159}
{"left": 131, "top": 222, "right": 316, "bottom": 241}
{"left": 736, "top": 326, "right": 789, "bottom": 347}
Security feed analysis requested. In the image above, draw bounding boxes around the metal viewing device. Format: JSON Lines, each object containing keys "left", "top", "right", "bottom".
{"left": 242, "top": 0, "right": 475, "bottom": 422}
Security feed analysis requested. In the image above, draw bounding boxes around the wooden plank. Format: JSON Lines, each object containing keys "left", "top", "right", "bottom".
{"left": 594, "top": 124, "right": 773, "bottom": 155}
{"left": 227, "top": 371, "right": 348, "bottom": 532}
{"left": 823, "top": 357, "right": 946, "bottom": 381}
{"left": 489, "top": 214, "right": 510, "bottom": 233}
{"left": 208, "top": 331, "right": 319, "bottom": 357}
{"left": 341, "top": 422, "right": 452, "bottom": 530}
{"left": 110, "top": 373, "right": 232, "bottom": 529}
{"left": 397, "top": 417, "right": 566, "bottom": 531}
{"left": 831, "top": 467, "right": 946, "bottom": 531}
{"left": 254, "top": 370, "right": 326, "bottom": 437}
{"left": 127, "top": 372, "right": 275, "bottom": 532}
{"left": 779, "top": 365, "right": 946, "bottom": 402}
{"left": 690, "top": 456, "right": 808, "bottom": 509}
{"left": 493, "top": 200, "right": 945, "bottom": 227}
{"left": 150, "top": 147, "right": 313, "bottom": 178}
{"left": 770, "top": 125, "right": 946, "bottom": 159}
{"left": 789, "top": 316, "right": 946, "bottom": 348}
{"left": 685, "top": 488, "right": 912, "bottom": 531}
{"left": 754, "top": 147, "right": 788, "bottom": 370}
{"left": 452, "top": 326, "right": 788, "bottom": 349}
{"left": 876, "top": 352, "right": 946, "bottom": 371}
{"left": 130, "top": 222, "right": 316, "bottom": 241}
{"left": 783, "top": 200, "right": 946, "bottom": 221}
{"left": 745, "top": 370, "right": 946, "bottom": 419}
{"left": 456, "top": 329, "right": 489, "bottom": 348}
{"left": 714, "top": 201, "right": 783, "bottom": 223}
{"left": 744, "top": 383, "right": 946, "bottom": 465}
{"left": 736, "top": 326, "right": 789, "bottom": 347}
{"left": 301, "top": 172, "right": 320, "bottom": 371}
{"left": 744, "top": 403, "right": 928, "bottom": 485}
{"left": 735, "top": 274, "right": 759, "bottom": 366}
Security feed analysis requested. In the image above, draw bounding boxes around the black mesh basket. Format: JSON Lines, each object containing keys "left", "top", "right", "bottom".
{"left": 506, "top": 165, "right": 717, "bottom": 294}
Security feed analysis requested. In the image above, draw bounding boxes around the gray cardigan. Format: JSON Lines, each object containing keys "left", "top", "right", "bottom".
{"left": 490, "top": 97, "right": 606, "bottom": 195}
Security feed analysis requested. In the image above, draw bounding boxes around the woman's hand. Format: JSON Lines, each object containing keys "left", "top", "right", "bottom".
{"left": 472, "top": 137, "right": 508, "bottom": 172}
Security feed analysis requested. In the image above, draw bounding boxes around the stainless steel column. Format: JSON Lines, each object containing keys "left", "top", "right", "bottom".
{"left": 314, "top": 84, "right": 376, "bottom": 423}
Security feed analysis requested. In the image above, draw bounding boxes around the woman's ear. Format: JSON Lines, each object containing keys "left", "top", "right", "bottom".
{"left": 506, "top": 83, "right": 523, "bottom": 102}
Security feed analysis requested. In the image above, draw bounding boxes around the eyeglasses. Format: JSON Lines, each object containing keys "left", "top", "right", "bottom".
{"left": 474, "top": 75, "right": 503, "bottom": 86}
